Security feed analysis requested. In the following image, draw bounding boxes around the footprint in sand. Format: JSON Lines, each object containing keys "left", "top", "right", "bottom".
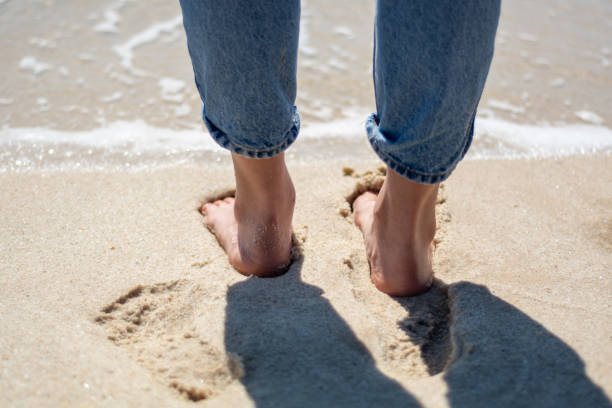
{"left": 95, "top": 280, "right": 243, "bottom": 402}
{"left": 338, "top": 167, "right": 453, "bottom": 378}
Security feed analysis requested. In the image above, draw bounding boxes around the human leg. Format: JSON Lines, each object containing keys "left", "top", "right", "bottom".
{"left": 203, "top": 153, "right": 295, "bottom": 277}
{"left": 179, "top": 0, "right": 300, "bottom": 276}
{"left": 355, "top": 0, "right": 501, "bottom": 295}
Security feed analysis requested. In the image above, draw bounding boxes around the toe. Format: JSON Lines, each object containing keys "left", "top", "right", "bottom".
{"left": 353, "top": 191, "right": 377, "bottom": 209}
{"left": 353, "top": 192, "right": 377, "bottom": 228}
{"left": 223, "top": 197, "right": 235, "bottom": 204}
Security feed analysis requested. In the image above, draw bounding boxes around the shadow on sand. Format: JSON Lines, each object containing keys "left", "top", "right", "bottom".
{"left": 224, "top": 262, "right": 610, "bottom": 407}
{"left": 223, "top": 257, "right": 419, "bottom": 407}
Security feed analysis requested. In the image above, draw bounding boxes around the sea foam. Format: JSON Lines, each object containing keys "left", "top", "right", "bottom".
{"left": 0, "top": 115, "right": 610, "bottom": 172}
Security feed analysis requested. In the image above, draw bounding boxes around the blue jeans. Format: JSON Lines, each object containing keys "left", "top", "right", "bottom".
{"left": 179, "top": 0, "right": 500, "bottom": 183}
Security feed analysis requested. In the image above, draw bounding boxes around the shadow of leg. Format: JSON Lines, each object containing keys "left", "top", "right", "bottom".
{"left": 392, "top": 280, "right": 453, "bottom": 376}
{"left": 396, "top": 280, "right": 611, "bottom": 408}
{"left": 223, "top": 258, "right": 422, "bottom": 408}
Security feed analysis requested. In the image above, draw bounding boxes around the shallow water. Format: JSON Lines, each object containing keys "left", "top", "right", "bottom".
{"left": 0, "top": 0, "right": 610, "bottom": 171}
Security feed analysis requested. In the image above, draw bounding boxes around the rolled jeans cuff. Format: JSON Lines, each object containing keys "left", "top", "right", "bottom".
{"left": 202, "top": 105, "right": 300, "bottom": 159}
{"left": 365, "top": 113, "right": 473, "bottom": 185}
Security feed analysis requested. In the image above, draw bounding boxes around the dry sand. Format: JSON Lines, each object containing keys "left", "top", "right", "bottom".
{"left": 1, "top": 1, "right": 611, "bottom": 405}
{"left": 1, "top": 155, "right": 610, "bottom": 407}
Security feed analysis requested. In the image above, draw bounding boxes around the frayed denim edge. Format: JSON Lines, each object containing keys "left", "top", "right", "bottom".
{"left": 202, "top": 105, "right": 300, "bottom": 159}
{"left": 365, "top": 113, "right": 472, "bottom": 185}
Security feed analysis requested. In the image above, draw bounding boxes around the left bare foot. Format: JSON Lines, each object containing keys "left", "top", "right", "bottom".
{"left": 202, "top": 153, "right": 295, "bottom": 277}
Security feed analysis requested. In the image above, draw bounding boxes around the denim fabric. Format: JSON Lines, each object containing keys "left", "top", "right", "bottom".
{"left": 179, "top": 0, "right": 301, "bottom": 157}
{"left": 369, "top": 1, "right": 500, "bottom": 183}
{"left": 180, "top": 0, "right": 500, "bottom": 183}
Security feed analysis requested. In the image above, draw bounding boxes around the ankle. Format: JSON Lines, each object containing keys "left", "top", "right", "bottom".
{"left": 233, "top": 153, "right": 288, "bottom": 185}
{"left": 232, "top": 153, "right": 295, "bottom": 207}
{"left": 375, "top": 167, "right": 439, "bottom": 241}
{"left": 384, "top": 167, "right": 438, "bottom": 208}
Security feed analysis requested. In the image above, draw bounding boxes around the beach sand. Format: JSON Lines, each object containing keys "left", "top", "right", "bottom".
{"left": 1, "top": 0, "right": 612, "bottom": 406}
{"left": 1, "top": 156, "right": 610, "bottom": 407}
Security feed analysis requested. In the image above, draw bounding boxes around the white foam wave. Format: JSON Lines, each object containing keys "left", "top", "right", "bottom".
{"left": 301, "top": 117, "right": 365, "bottom": 138}
{"left": 114, "top": 16, "right": 183, "bottom": 76}
{"left": 19, "top": 56, "right": 52, "bottom": 76}
{"left": 301, "top": 114, "right": 612, "bottom": 158}
{"left": 333, "top": 26, "right": 354, "bottom": 38}
{"left": 100, "top": 91, "right": 123, "bottom": 103}
{"left": 575, "top": 110, "right": 603, "bottom": 125}
{"left": 0, "top": 120, "right": 217, "bottom": 152}
{"left": 159, "top": 77, "right": 186, "bottom": 103}
{"left": 95, "top": 10, "right": 120, "bottom": 33}
{"left": 471, "top": 117, "right": 612, "bottom": 158}
{"left": 487, "top": 99, "right": 525, "bottom": 114}
{"left": 1, "top": 116, "right": 610, "bottom": 171}
{"left": 159, "top": 77, "right": 185, "bottom": 94}
{"left": 94, "top": 0, "right": 126, "bottom": 34}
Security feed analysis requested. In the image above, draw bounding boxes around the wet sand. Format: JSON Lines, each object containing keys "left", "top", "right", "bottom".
{"left": 1, "top": 0, "right": 610, "bottom": 132}
{"left": 1, "top": 0, "right": 611, "bottom": 406}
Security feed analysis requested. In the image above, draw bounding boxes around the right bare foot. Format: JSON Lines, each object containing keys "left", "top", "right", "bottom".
{"left": 353, "top": 167, "right": 439, "bottom": 296}
{"left": 202, "top": 153, "right": 295, "bottom": 277}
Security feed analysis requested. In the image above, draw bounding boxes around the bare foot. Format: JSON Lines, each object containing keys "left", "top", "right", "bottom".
{"left": 202, "top": 153, "right": 295, "bottom": 277}
{"left": 354, "top": 167, "right": 438, "bottom": 296}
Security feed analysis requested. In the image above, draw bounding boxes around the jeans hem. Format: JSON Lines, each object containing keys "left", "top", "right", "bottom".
{"left": 365, "top": 113, "right": 467, "bottom": 184}
{"left": 202, "top": 106, "right": 300, "bottom": 159}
